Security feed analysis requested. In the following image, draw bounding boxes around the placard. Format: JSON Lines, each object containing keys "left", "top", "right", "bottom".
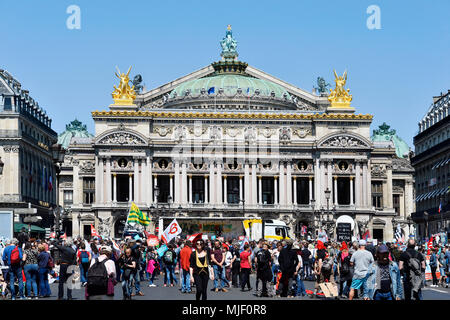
{"left": 336, "top": 223, "right": 352, "bottom": 242}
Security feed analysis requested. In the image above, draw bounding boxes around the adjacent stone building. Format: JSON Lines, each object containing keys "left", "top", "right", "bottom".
{"left": 0, "top": 69, "right": 58, "bottom": 231}
{"left": 411, "top": 90, "right": 450, "bottom": 240}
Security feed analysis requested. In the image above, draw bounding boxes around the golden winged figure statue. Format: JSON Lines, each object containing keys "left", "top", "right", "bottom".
{"left": 328, "top": 70, "right": 353, "bottom": 108}
{"left": 112, "top": 66, "right": 136, "bottom": 105}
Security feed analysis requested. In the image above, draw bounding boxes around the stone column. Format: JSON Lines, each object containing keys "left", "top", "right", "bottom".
{"left": 244, "top": 163, "right": 250, "bottom": 204}
{"left": 113, "top": 173, "right": 117, "bottom": 203}
{"left": 309, "top": 176, "right": 313, "bottom": 204}
{"left": 204, "top": 174, "right": 209, "bottom": 204}
{"left": 188, "top": 174, "right": 193, "bottom": 204}
{"left": 286, "top": 163, "right": 292, "bottom": 205}
{"left": 106, "top": 157, "right": 111, "bottom": 203}
{"left": 355, "top": 161, "right": 361, "bottom": 207}
{"left": 181, "top": 162, "right": 188, "bottom": 205}
{"left": 362, "top": 161, "right": 368, "bottom": 207}
{"left": 174, "top": 160, "right": 180, "bottom": 205}
{"left": 350, "top": 176, "right": 354, "bottom": 205}
{"left": 293, "top": 176, "right": 297, "bottom": 205}
{"left": 99, "top": 157, "right": 104, "bottom": 204}
{"left": 95, "top": 155, "right": 100, "bottom": 203}
{"left": 386, "top": 165, "right": 393, "bottom": 208}
{"left": 258, "top": 176, "right": 262, "bottom": 205}
{"left": 334, "top": 176, "right": 338, "bottom": 205}
{"left": 133, "top": 159, "right": 139, "bottom": 203}
{"left": 327, "top": 161, "right": 333, "bottom": 195}
{"left": 274, "top": 176, "right": 278, "bottom": 205}
{"left": 279, "top": 163, "right": 285, "bottom": 205}
{"left": 239, "top": 175, "right": 243, "bottom": 202}
{"left": 142, "top": 157, "right": 147, "bottom": 205}
{"left": 223, "top": 175, "right": 228, "bottom": 204}
{"left": 169, "top": 174, "right": 174, "bottom": 202}
{"left": 129, "top": 173, "right": 133, "bottom": 202}
{"left": 314, "top": 158, "right": 320, "bottom": 208}
{"left": 148, "top": 157, "right": 153, "bottom": 205}
{"left": 153, "top": 174, "right": 158, "bottom": 203}
{"left": 209, "top": 161, "right": 215, "bottom": 205}
{"left": 251, "top": 163, "right": 257, "bottom": 205}
{"left": 216, "top": 161, "right": 222, "bottom": 205}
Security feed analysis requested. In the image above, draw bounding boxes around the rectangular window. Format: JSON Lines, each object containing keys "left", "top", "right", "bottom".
{"left": 83, "top": 177, "right": 95, "bottom": 204}
{"left": 393, "top": 194, "right": 400, "bottom": 214}
{"left": 64, "top": 190, "right": 73, "bottom": 205}
{"left": 371, "top": 181, "right": 383, "bottom": 209}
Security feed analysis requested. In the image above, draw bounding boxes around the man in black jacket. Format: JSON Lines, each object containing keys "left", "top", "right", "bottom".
{"left": 278, "top": 240, "right": 299, "bottom": 297}
{"left": 54, "top": 238, "right": 77, "bottom": 300}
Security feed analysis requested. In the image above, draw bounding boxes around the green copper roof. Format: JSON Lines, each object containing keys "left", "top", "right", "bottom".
{"left": 371, "top": 122, "right": 410, "bottom": 158}
{"left": 58, "top": 119, "right": 94, "bottom": 149}
{"left": 170, "top": 74, "right": 291, "bottom": 100}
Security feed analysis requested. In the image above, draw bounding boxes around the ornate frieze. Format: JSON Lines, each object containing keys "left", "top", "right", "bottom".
{"left": 98, "top": 131, "right": 146, "bottom": 146}
{"left": 173, "top": 125, "right": 188, "bottom": 142}
{"left": 209, "top": 126, "right": 222, "bottom": 142}
{"left": 293, "top": 127, "right": 311, "bottom": 139}
{"left": 79, "top": 160, "right": 95, "bottom": 174}
{"left": 154, "top": 126, "right": 172, "bottom": 137}
{"left": 224, "top": 126, "right": 241, "bottom": 138}
{"left": 279, "top": 127, "right": 292, "bottom": 144}
{"left": 189, "top": 126, "right": 207, "bottom": 137}
{"left": 371, "top": 164, "right": 387, "bottom": 178}
{"left": 244, "top": 126, "right": 257, "bottom": 145}
{"left": 320, "top": 135, "right": 370, "bottom": 149}
{"left": 259, "top": 127, "right": 276, "bottom": 138}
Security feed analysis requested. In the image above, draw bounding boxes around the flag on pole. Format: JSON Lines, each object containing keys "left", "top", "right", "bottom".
{"left": 438, "top": 201, "right": 442, "bottom": 213}
{"left": 427, "top": 236, "right": 434, "bottom": 255}
{"left": 301, "top": 225, "right": 307, "bottom": 236}
{"left": 240, "top": 236, "right": 249, "bottom": 252}
{"left": 91, "top": 224, "right": 100, "bottom": 238}
{"left": 187, "top": 233, "right": 202, "bottom": 243}
{"left": 161, "top": 219, "right": 182, "bottom": 244}
{"left": 394, "top": 224, "right": 403, "bottom": 242}
{"left": 48, "top": 175, "right": 53, "bottom": 191}
{"left": 127, "top": 202, "right": 150, "bottom": 226}
{"left": 362, "top": 230, "right": 370, "bottom": 241}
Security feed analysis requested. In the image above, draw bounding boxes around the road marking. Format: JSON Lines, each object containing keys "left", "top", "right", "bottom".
{"left": 424, "top": 288, "right": 448, "bottom": 294}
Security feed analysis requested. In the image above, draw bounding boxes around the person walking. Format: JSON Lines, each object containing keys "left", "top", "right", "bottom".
{"left": 86, "top": 246, "right": 116, "bottom": 300}
{"left": 162, "top": 244, "right": 178, "bottom": 288}
{"left": 337, "top": 242, "right": 352, "bottom": 298}
{"left": 37, "top": 244, "right": 51, "bottom": 298}
{"left": 190, "top": 239, "right": 211, "bottom": 301}
{"left": 278, "top": 239, "right": 299, "bottom": 298}
{"left": 22, "top": 242, "right": 39, "bottom": 299}
{"left": 363, "top": 244, "right": 403, "bottom": 300}
{"left": 119, "top": 247, "right": 137, "bottom": 300}
{"left": 399, "top": 239, "right": 426, "bottom": 300}
{"left": 240, "top": 244, "right": 252, "bottom": 292}
{"left": 210, "top": 240, "right": 228, "bottom": 292}
{"left": 256, "top": 242, "right": 272, "bottom": 297}
{"left": 2, "top": 238, "right": 25, "bottom": 300}
{"left": 53, "top": 237, "right": 77, "bottom": 300}
{"left": 77, "top": 242, "right": 91, "bottom": 287}
{"left": 348, "top": 240, "right": 374, "bottom": 300}
{"left": 180, "top": 240, "right": 193, "bottom": 293}
{"left": 429, "top": 248, "right": 439, "bottom": 287}
{"left": 231, "top": 243, "right": 241, "bottom": 288}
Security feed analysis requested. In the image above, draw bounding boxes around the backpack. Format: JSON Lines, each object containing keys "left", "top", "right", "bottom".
{"left": 163, "top": 250, "right": 174, "bottom": 264}
{"left": 10, "top": 246, "right": 20, "bottom": 265}
{"left": 80, "top": 251, "right": 90, "bottom": 264}
{"left": 87, "top": 258, "right": 108, "bottom": 296}
{"left": 256, "top": 250, "right": 268, "bottom": 268}
{"left": 406, "top": 251, "right": 422, "bottom": 293}
{"left": 340, "top": 255, "right": 350, "bottom": 275}
{"left": 322, "top": 255, "right": 333, "bottom": 273}
{"left": 47, "top": 255, "right": 54, "bottom": 268}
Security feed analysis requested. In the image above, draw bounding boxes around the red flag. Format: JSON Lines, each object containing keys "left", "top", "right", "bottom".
{"left": 362, "top": 230, "right": 370, "bottom": 241}
{"left": 146, "top": 235, "right": 159, "bottom": 247}
{"left": 60, "top": 233, "right": 67, "bottom": 240}
{"left": 91, "top": 224, "right": 100, "bottom": 237}
{"left": 187, "top": 233, "right": 203, "bottom": 243}
{"left": 49, "top": 232, "right": 56, "bottom": 239}
{"left": 427, "top": 236, "right": 434, "bottom": 255}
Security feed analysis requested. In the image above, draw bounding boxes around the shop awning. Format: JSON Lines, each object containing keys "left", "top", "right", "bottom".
{"left": 14, "top": 223, "right": 46, "bottom": 233}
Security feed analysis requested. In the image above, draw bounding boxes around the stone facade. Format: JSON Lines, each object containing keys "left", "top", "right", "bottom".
{"left": 0, "top": 69, "right": 58, "bottom": 230}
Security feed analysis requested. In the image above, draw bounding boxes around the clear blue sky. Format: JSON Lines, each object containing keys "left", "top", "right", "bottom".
{"left": 1, "top": 0, "right": 449, "bottom": 147}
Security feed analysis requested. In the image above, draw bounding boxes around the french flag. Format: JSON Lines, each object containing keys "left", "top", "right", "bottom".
{"left": 438, "top": 201, "right": 442, "bottom": 213}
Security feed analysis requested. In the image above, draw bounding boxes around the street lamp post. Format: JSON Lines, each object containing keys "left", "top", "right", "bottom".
{"left": 423, "top": 211, "right": 428, "bottom": 241}
{"left": 52, "top": 143, "right": 65, "bottom": 235}
{"left": 310, "top": 198, "right": 315, "bottom": 239}
{"left": 77, "top": 212, "right": 81, "bottom": 238}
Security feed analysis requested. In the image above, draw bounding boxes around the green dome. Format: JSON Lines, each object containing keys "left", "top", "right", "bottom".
{"left": 372, "top": 123, "right": 410, "bottom": 158}
{"left": 58, "top": 119, "right": 94, "bottom": 149}
{"left": 170, "top": 74, "right": 291, "bottom": 100}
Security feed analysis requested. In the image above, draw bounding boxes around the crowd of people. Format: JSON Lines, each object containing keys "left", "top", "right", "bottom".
{"left": 1, "top": 229, "right": 449, "bottom": 301}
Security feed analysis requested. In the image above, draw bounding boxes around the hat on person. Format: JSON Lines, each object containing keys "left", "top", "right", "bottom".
{"left": 100, "top": 245, "right": 112, "bottom": 253}
{"left": 377, "top": 244, "right": 389, "bottom": 254}
{"left": 359, "top": 239, "right": 367, "bottom": 246}
{"left": 366, "top": 238, "right": 373, "bottom": 243}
